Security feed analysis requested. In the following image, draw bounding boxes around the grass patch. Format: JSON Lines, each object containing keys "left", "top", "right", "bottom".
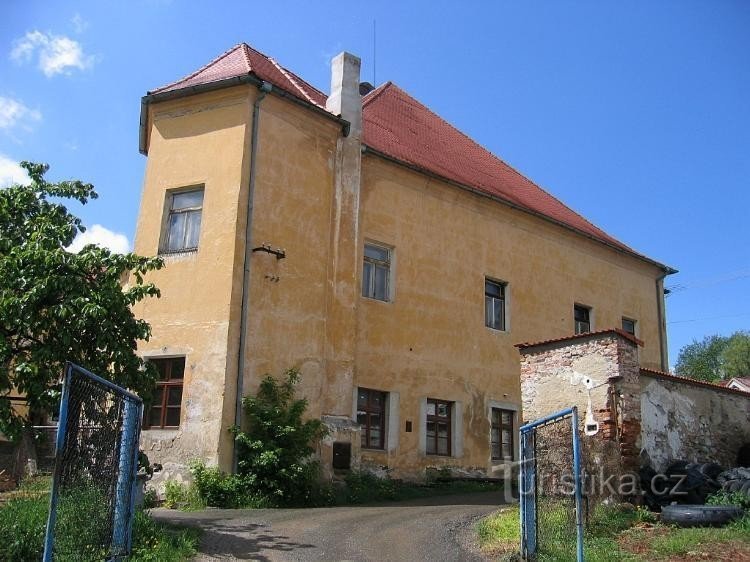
{"left": 477, "top": 503, "right": 750, "bottom": 561}
{"left": 0, "top": 477, "right": 199, "bottom": 561}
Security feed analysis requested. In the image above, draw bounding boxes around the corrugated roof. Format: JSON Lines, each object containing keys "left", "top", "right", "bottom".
{"left": 145, "top": 44, "right": 670, "bottom": 263}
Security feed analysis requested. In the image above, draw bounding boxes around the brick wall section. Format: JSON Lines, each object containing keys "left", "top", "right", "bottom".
{"left": 518, "top": 331, "right": 642, "bottom": 476}
{"left": 613, "top": 337, "right": 642, "bottom": 471}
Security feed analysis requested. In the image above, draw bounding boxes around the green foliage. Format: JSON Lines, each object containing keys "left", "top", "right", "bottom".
{"left": 675, "top": 331, "right": 750, "bottom": 382}
{"left": 0, "top": 481, "right": 48, "bottom": 560}
{"left": 0, "top": 478, "right": 197, "bottom": 561}
{"left": 143, "top": 487, "right": 159, "bottom": 509}
{"left": 343, "top": 470, "right": 398, "bottom": 503}
{"left": 188, "top": 462, "right": 264, "bottom": 509}
{"left": 0, "top": 162, "right": 163, "bottom": 438}
{"left": 130, "top": 510, "right": 200, "bottom": 562}
{"left": 634, "top": 505, "right": 657, "bottom": 524}
{"left": 163, "top": 479, "right": 204, "bottom": 510}
{"left": 231, "top": 368, "right": 329, "bottom": 506}
{"left": 707, "top": 489, "right": 750, "bottom": 509}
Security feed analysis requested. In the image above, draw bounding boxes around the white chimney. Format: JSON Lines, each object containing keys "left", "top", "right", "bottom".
{"left": 326, "top": 52, "right": 362, "bottom": 137}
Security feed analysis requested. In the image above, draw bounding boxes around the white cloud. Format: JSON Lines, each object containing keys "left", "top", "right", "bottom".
{"left": 0, "top": 96, "right": 42, "bottom": 131}
{"left": 10, "top": 31, "right": 94, "bottom": 77}
{"left": 67, "top": 224, "right": 131, "bottom": 254}
{"left": 0, "top": 154, "right": 29, "bottom": 187}
{"left": 71, "top": 14, "right": 89, "bottom": 34}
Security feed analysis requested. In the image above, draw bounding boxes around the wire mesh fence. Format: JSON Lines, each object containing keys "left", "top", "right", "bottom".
{"left": 520, "top": 407, "right": 584, "bottom": 562}
{"left": 535, "top": 418, "right": 578, "bottom": 559}
{"left": 43, "top": 363, "right": 143, "bottom": 561}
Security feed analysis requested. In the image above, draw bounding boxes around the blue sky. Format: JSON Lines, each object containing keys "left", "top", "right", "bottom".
{"left": 1, "top": 1, "right": 748, "bottom": 367}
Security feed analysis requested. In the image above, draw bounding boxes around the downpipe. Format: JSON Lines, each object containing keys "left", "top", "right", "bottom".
{"left": 233, "top": 81, "right": 273, "bottom": 473}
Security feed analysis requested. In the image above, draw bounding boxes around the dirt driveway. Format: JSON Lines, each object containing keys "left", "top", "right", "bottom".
{"left": 152, "top": 491, "right": 506, "bottom": 561}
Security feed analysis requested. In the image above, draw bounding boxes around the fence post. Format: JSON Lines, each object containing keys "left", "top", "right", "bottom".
{"left": 519, "top": 428, "right": 537, "bottom": 558}
{"left": 111, "top": 398, "right": 140, "bottom": 556}
{"left": 43, "top": 363, "right": 73, "bottom": 562}
{"left": 571, "top": 406, "right": 584, "bottom": 562}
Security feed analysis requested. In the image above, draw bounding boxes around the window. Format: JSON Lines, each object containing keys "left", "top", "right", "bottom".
{"left": 362, "top": 243, "right": 391, "bottom": 301}
{"left": 485, "top": 278, "right": 507, "bottom": 331}
{"left": 145, "top": 357, "right": 184, "bottom": 428}
{"left": 491, "top": 408, "right": 514, "bottom": 461}
{"left": 357, "top": 388, "right": 386, "bottom": 449}
{"left": 426, "top": 399, "right": 452, "bottom": 456}
{"left": 574, "top": 305, "right": 591, "bottom": 334}
{"left": 163, "top": 188, "right": 203, "bottom": 253}
{"left": 622, "top": 317, "right": 636, "bottom": 336}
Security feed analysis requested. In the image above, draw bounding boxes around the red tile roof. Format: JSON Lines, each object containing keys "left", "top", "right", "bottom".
{"left": 149, "top": 43, "right": 327, "bottom": 108}
{"left": 146, "top": 43, "right": 670, "bottom": 264}
{"left": 361, "top": 83, "right": 635, "bottom": 253}
{"left": 640, "top": 368, "right": 750, "bottom": 397}
{"left": 515, "top": 328, "right": 643, "bottom": 350}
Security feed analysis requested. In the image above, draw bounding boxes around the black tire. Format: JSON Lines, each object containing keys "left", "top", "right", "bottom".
{"left": 741, "top": 481, "right": 750, "bottom": 496}
{"left": 661, "top": 504, "right": 744, "bottom": 527}
{"left": 698, "top": 462, "right": 724, "bottom": 481}
{"left": 726, "top": 480, "right": 742, "bottom": 493}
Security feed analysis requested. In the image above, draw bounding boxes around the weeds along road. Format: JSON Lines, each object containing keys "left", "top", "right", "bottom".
{"left": 152, "top": 491, "right": 506, "bottom": 561}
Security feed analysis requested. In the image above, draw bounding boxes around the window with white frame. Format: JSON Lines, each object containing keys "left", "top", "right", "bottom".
{"left": 162, "top": 188, "right": 204, "bottom": 253}
{"left": 362, "top": 243, "right": 391, "bottom": 301}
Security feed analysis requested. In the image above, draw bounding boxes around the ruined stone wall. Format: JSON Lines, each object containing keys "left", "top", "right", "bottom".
{"left": 640, "top": 372, "right": 750, "bottom": 471}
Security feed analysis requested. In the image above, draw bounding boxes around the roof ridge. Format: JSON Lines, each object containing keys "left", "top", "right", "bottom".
{"left": 362, "top": 81, "right": 393, "bottom": 107}
{"left": 268, "top": 56, "right": 315, "bottom": 104}
{"left": 268, "top": 56, "right": 324, "bottom": 108}
{"left": 370, "top": 83, "right": 631, "bottom": 250}
{"left": 149, "top": 43, "right": 250, "bottom": 95}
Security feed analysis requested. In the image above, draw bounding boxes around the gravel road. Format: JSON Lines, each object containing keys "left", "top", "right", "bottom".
{"left": 152, "top": 491, "right": 506, "bottom": 561}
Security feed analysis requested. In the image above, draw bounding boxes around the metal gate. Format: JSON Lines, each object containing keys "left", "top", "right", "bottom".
{"left": 520, "top": 406, "right": 584, "bottom": 561}
{"left": 43, "top": 363, "right": 143, "bottom": 561}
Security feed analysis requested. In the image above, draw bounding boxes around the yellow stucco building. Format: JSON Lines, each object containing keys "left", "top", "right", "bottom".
{"left": 132, "top": 43, "right": 673, "bottom": 482}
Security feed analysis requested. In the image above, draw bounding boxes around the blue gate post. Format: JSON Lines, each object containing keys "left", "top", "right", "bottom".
{"left": 111, "top": 397, "right": 143, "bottom": 557}
{"left": 571, "top": 407, "right": 584, "bottom": 562}
{"left": 519, "top": 428, "right": 537, "bottom": 558}
{"left": 43, "top": 363, "right": 73, "bottom": 562}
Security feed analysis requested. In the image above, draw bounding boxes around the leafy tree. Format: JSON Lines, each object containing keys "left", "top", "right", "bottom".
{"left": 674, "top": 331, "right": 750, "bottom": 381}
{"left": 722, "top": 331, "right": 750, "bottom": 378}
{"left": 0, "top": 162, "right": 163, "bottom": 439}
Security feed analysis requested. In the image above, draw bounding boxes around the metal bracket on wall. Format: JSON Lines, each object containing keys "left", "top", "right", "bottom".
{"left": 252, "top": 244, "right": 286, "bottom": 259}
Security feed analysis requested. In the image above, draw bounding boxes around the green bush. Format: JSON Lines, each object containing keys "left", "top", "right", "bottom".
{"left": 707, "top": 489, "right": 750, "bottom": 510}
{"left": 163, "top": 480, "right": 204, "bottom": 510}
{"left": 231, "top": 368, "right": 329, "bottom": 506}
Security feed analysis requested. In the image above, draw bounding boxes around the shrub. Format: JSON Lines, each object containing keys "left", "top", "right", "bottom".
{"left": 163, "top": 480, "right": 203, "bottom": 510}
{"left": 707, "top": 489, "right": 750, "bottom": 510}
{"left": 231, "top": 368, "right": 329, "bottom": 506}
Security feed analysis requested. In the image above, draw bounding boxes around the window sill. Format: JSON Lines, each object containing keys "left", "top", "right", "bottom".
{"left": 158, "top": 248, "right": 198, "bottom": 258}
{"left": 361, "top": 447, "right": 387, "bottom": 453}
{"left": 361, "top": 295, "right": 392, "bottom": 304}
{"left": 142, "top": 427, "right": 180, "bottom": 433}
{"left": 485, "top": 326, "right": 510, "bottom": 334}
